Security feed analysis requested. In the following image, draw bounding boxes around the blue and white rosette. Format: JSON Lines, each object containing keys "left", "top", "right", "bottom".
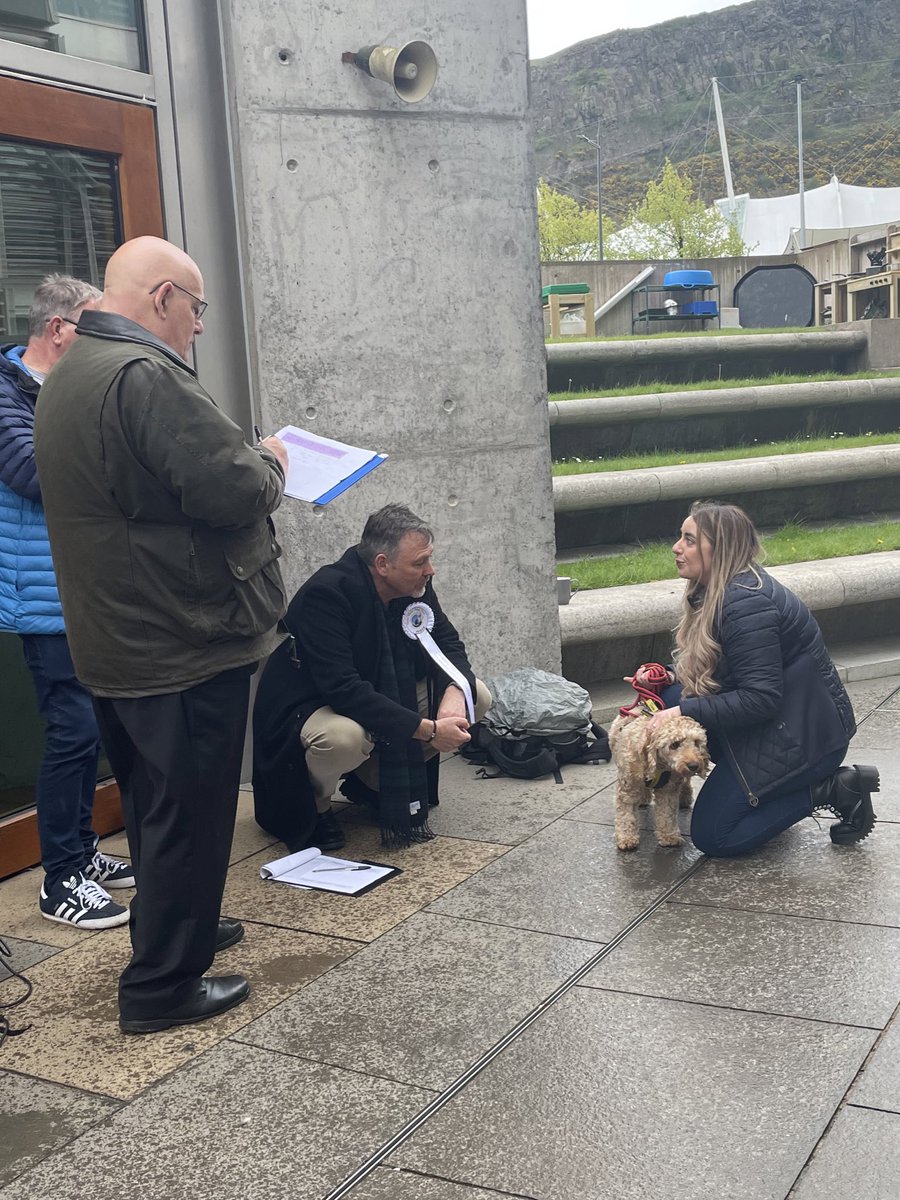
{"left": 402, "top": 602, "right": 475, "bottom": 723}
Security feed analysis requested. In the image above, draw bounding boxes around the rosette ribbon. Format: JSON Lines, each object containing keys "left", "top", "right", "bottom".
{"left": 401, "top": 602, "right": 475, "bottom": 723}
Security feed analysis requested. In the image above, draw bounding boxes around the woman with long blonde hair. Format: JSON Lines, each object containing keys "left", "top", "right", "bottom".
{"left": 651, "top": 501, "right": 878, "bottom": 856}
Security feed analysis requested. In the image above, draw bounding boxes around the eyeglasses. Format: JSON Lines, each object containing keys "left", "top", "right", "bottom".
{"left": 60, "top": 317, "right": 79, "bottom": 327}
{"left": 148, "top": 280, "right": 208, "bottom": 319}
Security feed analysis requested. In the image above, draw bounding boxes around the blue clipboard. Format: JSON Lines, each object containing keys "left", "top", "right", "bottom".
{"left": 313, "top": 454, "right": 387, "bottom": 505}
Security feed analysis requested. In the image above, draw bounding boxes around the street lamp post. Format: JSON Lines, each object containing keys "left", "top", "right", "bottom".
{"left": 578, "top": 128, "right": 603, "bottom": 261}
{"left": 795, "top": 75, "right": 806, "bottom": 250}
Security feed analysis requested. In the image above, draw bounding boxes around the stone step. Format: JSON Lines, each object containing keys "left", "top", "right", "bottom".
{"left": 554, "top": 444, "right": 900, "bottom": 515}
{"left": 547, "top": 328, "right": 868, "bottom": 391}
{"left": 550, "top": 375, "right": 900, "bottom": 426}
{"left": 553, "top": 444, "right": 900, "bottom": 552}
{"left": 549, "top": 376, "right": 900, "bottom": 460}
{"left": 559, "top": 551, "right": 900, "bottom": 691}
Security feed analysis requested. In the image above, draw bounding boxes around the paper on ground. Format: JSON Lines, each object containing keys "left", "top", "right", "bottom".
{"left": 259, "top": 845, "right": 396, "bottom": 895}
{"left": 275, "top": 425, "right": 386, "bottom": 503}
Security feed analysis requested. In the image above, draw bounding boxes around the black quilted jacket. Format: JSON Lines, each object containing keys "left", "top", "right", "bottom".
{"left": 678, "top": 568, "right": 856, "bottom": 801}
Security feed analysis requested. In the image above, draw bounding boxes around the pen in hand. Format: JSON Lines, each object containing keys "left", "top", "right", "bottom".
{"left": 253, "top": 424, "right": 263, "bottom": 443}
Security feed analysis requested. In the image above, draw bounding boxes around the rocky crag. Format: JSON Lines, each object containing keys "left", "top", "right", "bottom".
{"left": 530, "top": 0, "right": 900, "bottom": 222}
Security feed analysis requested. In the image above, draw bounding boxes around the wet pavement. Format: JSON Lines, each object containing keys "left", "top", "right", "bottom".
{"left": 1, "top": 674, "right": 898, "bottom": 1199}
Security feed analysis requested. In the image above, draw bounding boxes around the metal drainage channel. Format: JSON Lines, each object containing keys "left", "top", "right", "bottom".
{"left": 323, "top": 852, "right": 709, "bottom": 1200}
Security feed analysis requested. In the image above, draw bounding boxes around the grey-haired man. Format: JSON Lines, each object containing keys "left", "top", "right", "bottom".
{"left": 0, "top": 275, "right": 133, "bottom": 930}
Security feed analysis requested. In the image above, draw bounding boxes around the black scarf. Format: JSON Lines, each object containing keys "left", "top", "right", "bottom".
{"left": 369, "top": 588, "right": 435, "bottom": 848}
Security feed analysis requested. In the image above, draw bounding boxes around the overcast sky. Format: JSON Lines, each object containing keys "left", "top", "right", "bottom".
{"left": 526, "top": 0, "right": 753, "bottom": 60}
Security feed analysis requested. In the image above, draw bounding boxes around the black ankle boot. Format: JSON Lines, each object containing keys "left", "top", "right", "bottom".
{"left": 811, "top": 764, "right": 879, "bottom": 845}
{"left": 312, "top": 808, "right": 345, "bottom": 852}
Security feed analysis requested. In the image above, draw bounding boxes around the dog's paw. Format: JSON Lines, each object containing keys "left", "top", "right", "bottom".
{"left": 616, "top": 835, "right": 640, "bottom": 852}
{"left": 656, "top": 833, "right": 684, "bottom": 848}
{"left": 679, "top": 795, "right": 694, "bottom": 810}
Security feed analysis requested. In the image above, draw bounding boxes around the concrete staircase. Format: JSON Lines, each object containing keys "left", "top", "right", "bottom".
{"left": 551, "top": 321, "right": 900, "bottom": 696}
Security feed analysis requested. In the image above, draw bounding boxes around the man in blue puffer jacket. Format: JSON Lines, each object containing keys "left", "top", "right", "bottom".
{"left": 0, "top": 275, "right": 133, "bottom": 929}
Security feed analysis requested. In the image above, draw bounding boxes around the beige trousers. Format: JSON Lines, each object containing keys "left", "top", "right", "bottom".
{"left": 300, "top": 678, "right": 492, "bottom": 812}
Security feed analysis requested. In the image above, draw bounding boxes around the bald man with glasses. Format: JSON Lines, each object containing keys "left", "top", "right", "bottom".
{"left": 35, "top": 236, "right": 289, "bottom": 1035}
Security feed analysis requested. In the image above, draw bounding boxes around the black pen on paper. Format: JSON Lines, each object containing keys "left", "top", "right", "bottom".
{"left": 311, "top": 865, "right": 373, "bottom": 873}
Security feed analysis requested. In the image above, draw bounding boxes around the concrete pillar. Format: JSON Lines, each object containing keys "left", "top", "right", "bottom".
{"left": 216, "top": 1, "right": 559, "bottom": 676}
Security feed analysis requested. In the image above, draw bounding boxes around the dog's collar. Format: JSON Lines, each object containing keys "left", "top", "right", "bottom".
{"left": 645, "top": 769, "right": 672, "bottom": 789}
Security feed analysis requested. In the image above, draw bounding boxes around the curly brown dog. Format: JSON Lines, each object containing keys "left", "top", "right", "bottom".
{"left": 609, "top": 712, "right": 710, "bottom": 851}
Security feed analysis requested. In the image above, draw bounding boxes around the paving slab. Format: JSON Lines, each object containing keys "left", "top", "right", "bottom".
{"left": 0, "top": 921, "right": 353, "bottom": 1100}
{"left": 563, "top": 780, "right": 698, "bottom": 831}
{"left": 848, "top": 1018, "right": 900, "bottom": 1112}
{"left": 223, "top": 828, "right": 507, "bottom": 943}
{"left": 848, "top": 711, "right": 899, "bottom": 749}
{"left": 423, "top": 753, "right": 613, "bottom": 845}
{"left": 238, "top": 911, "right": 600, "bottom": 1090}
{"left": 0, "top": 1041, "right": 433, "bottom": 1200}
{"left": 349, "top": 1169, "right": 532, "bottom": 1198}
{"left": 845, "top": 677, "right": 900, "bottom": 717}
{"left": 843, "top": 746, "right": 900, "bottom": 823}
{"left": 579, "top": 903, "right": 900, "bottom": 1028}
{"left": 790, "top": 1105, "right": 900, "bottom": 1200}
{"left": 0, "top": 1072, "right": 120, "bottom": 1187}
{"left": 0, "top": 937, "right": 60, "bottom": 979}
{"left": 390, "top": 988, "right": 875, "bottom": 1200}
{"left": 428, "top": 819, "right": 701, "bottom": 941}
{"left": 674, "top": 820, "right": 900, "bottom": 927}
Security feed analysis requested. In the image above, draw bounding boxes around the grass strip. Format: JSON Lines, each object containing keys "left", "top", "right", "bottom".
{"left": 548, "top": 369, "right": 896, "bottom": 402}
{"left": 553, "top": 430, "right": 900, "bottom": 476}
{"left": 559, "top": 520, "right": 900, "bottom": 591}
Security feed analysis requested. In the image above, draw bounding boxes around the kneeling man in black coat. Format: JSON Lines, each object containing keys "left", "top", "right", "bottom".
{"left": 252, "top": 504, "right": 491, "bottom": 850}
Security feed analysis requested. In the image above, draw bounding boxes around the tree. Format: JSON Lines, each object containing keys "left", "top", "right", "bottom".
{"left": 537, "top": 179, "right": 615, "bottom": 261}
{"left": 608, "top": 160, "right": 748, "bottom": 259}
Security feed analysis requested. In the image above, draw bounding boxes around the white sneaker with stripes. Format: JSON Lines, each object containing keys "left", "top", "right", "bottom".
{"left": 39, "top": 872, "right": 130, "bottom": 930}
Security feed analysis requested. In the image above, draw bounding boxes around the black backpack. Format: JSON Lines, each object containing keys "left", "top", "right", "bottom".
{"left": 459, "top": 720, "right": 610, "bottom": 784}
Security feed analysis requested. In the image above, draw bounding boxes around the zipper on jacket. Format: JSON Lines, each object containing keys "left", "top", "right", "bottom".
{"left": 721, "top": 733, "right": 760, "bottom": 807}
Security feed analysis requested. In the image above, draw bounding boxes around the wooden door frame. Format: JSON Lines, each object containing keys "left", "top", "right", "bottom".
{"left": 0, "top": 76, "right": 164, "bottom": 880}
{"left": 0, "top": 75, "right": 164, "bottom": 238}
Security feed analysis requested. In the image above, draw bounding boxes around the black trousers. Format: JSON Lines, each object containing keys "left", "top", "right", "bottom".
{"left": 93, "top": 664, "right": 253, "bottom": 1019}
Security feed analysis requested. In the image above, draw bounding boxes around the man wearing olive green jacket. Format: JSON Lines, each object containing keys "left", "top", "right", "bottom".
{"left": 34, "top": 236, "right": 289, "bottom": 1035}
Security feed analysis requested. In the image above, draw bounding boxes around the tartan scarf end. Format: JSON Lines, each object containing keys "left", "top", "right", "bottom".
{"left": 380, "top": 818, "right": 436, "bottom": 849}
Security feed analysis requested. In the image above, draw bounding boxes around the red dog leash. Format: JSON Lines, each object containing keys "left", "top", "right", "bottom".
{"left": 619, "top": 662, "right": 675, "bottom": 718}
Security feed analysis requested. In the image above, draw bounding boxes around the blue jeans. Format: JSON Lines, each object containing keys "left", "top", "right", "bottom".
{"left": 20, "top": 634, "right": 101, "bottom": 888}
{"left": 661, "top": 682, "right": 847, "bottom": 857}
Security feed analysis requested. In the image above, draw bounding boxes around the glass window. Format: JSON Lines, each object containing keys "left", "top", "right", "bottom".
{"left": 0, "top": 138, "right": 121, "bottom": 341}
{"left": 0, "top": 1, "right": 146, "bottom": 72}
{"left": 0, "top": 136, "right": 121, "bottom": 819}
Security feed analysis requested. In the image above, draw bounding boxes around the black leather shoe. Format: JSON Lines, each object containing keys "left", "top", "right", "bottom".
{"left": 812, "top": 764, "right": 879, "bottom": 845}
{"left": 311, "top": 808, "right": 345, "bottom": 852}
{"left": 215, "top": 918, "right": 244, "bottom": 954}
{"left": 119, "top": 975, "right": 250, "bottom": 1035}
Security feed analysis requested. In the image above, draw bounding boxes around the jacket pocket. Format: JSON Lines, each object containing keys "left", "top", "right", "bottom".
{"left": 218, "top": 521, "right": 287, "bottom": 640}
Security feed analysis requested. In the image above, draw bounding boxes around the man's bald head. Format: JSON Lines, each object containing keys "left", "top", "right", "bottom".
{"left": 100, "top": 236, "right": 205, "bottom": 361}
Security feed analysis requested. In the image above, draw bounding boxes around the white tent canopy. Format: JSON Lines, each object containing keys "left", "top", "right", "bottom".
{"left": 716, "top": 177, "right": 900, "bottom": 255}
